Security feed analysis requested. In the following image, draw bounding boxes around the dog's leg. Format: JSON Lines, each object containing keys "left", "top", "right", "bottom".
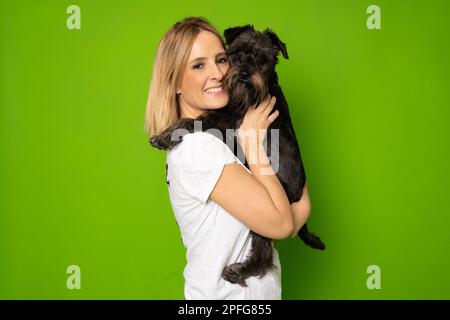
{"left": 149, "top": 109, "right": 232, "bottom": 150}
{"left": 222, "top": 232, "right": 275, "bottom": 286}
{"left": 149, "top": 119, "right": 196, "bottom": 150}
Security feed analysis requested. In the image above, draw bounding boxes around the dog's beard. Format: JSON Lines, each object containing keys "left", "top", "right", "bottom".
{"left": 224, "top": 67, "right": 269, "bottom": 111}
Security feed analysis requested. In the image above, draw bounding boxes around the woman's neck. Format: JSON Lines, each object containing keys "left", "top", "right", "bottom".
{"left": 179, "top": 105, "right": 204, "bottom": 120}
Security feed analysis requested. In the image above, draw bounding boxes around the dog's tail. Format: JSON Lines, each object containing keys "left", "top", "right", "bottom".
{"left": 298, "top": 223, "right": 326, "bottom": 250}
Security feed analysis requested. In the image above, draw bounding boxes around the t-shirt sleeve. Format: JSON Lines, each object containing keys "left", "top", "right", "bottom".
{"left": 175, "top": 132, "right": 238, "bottom": 203}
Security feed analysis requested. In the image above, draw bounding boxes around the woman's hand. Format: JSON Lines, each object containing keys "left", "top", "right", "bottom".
{"left": 238, "top": 96, "right": 278, "bottom": 147}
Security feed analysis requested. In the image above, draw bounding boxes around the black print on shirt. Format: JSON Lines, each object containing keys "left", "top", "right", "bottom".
{"left": 165, "top": 163, "right": 181, "bottom": 243}
{"left": 166, "top": 163, "right": 170, "bottom": 187}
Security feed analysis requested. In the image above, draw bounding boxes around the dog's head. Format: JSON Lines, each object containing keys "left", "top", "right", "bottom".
{"left": 223, "top": 25, "right": 289, "bottom": 108}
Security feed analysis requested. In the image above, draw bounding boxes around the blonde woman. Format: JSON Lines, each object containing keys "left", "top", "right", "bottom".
{"left": 145, "top": 17, "right": 311, "bottom": 300}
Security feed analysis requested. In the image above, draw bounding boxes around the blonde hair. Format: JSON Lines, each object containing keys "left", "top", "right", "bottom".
{"left": 144, "top": 17, "right": 225, "bottom": 138}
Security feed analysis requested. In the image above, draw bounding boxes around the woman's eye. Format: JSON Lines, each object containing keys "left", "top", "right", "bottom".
{"left": 193, "top": 63, "right": 203, "bottom": 69}
{"left": 217, "top": 57, "right": 228, "bottom": 64}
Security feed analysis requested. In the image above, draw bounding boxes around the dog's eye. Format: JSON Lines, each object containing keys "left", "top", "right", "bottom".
{"left": 243, "top": 50, "right": 257, "bottom": 58}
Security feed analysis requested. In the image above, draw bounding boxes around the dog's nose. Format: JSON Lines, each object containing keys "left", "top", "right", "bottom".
{"left": 239, "top": 71, "right": 250, "bottom": 79}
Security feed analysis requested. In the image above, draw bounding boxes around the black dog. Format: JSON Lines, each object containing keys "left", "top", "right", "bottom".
{"left": 150, "top": 25, "right": 325, "bottom": 286}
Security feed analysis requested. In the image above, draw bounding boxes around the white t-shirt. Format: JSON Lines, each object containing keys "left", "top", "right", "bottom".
{"left": 166, "top": 132, "right": 282, "bottom": 300}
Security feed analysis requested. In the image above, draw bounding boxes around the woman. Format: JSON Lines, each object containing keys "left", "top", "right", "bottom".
{"left": 145, "top": 17, "right": 311, "bottom": 299}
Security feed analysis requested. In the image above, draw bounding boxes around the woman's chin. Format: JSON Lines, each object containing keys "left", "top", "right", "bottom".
{"left": 205, "top": 97, "right": 229, "bottom": 110}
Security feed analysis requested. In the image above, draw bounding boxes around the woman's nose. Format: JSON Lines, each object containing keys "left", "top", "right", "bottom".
{"left": 210, "top": 64, "right": 225, "bottom": 81}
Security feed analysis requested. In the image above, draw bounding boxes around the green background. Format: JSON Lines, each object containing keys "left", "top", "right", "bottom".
{"left": 1, "top": 0, "right": 449, "bottom": 299}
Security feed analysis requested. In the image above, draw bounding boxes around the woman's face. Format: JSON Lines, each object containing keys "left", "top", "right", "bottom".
{"left": 177, "top": 30, "right": 229, "bottom": 119}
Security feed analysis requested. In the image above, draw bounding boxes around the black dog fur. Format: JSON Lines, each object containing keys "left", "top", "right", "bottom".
{"left": 150, "top": 25, "right": 325, "bottom": 287}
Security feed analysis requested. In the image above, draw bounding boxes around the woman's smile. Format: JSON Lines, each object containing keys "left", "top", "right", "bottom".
{"left": 204, "top": 85, "right": 225, "bottom": 95}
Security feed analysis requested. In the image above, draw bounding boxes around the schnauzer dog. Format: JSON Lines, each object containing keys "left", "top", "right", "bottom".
{"left": 150, "top": 25, "right": 325, "bottom": 287}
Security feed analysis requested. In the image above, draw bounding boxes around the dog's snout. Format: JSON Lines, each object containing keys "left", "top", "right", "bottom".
{"left": 239, "top": 71, "right": 250, "bottom": 79}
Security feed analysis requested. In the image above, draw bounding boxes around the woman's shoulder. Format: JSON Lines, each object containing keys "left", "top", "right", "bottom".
{"left": 183, "top": 131, "right": 225, "bottom": 143}
{"left": 168, "top": 131, "right": 235, "bottom": 166}
{"left": 174, "top": 131, "right": 227, "bottom": 151}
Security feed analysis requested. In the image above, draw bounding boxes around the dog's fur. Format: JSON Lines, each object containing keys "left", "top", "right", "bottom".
{"left": 150, "top": 25, "right": 325, "bottom": 286}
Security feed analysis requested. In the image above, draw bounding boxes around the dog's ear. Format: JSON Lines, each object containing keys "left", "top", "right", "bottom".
{"left": 224, "top": 25, "right": 253, "bottom": 45}
{"left": 263, "top": 29, "right": 289, "bottom": 59}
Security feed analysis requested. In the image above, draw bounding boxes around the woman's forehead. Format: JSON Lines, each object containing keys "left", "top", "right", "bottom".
{"left": 189, "top": 31, "right": 225, "bottom": 60}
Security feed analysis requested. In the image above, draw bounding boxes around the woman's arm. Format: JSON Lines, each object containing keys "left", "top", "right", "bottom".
{"left": 244, "top": 142, "right": 294, "bottom": 237}
{"left": 209, "top": 160, "right": 294, "bottom": 240}
{"left": 289, "top": 182, "right": 312, "bottom": 238}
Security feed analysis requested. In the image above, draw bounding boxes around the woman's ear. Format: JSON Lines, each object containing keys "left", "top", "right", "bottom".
{"left": 224, "top": 25, "right": 253, "bottom": 45}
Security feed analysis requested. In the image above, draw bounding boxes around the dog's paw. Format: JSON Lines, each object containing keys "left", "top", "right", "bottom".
{"left": 149, "top": 136, "right": 166, "bottom": 150}
{"left": 149, "top": 134, "right": 182, "bottom": 150}
{"left": 222, "top": 263, "right": 248, "bottom": 287}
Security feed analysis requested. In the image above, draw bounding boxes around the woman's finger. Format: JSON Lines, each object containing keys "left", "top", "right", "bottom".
{"left": 256, "top": 96, "right": 271, "bottom": 111}
{"left": 263, "top": 96, "right": 277, "bottom": 115}
{"left": 267, "top": 109, "right": 280, "bottom": 123}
